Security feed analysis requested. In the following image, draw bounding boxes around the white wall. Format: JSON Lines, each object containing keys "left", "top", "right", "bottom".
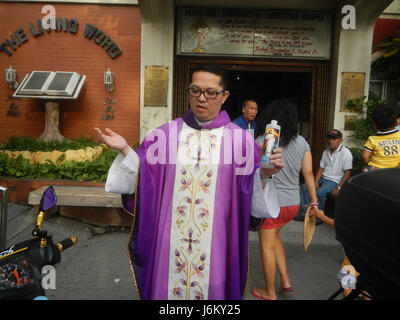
{"left": 138, "top": 0, "right": 394, "bottom": 146}
{"left": 383, "top": 0, "right": 400, "bottom": 14}
{"left": 138, "top": 0, "right": 175, "bottom": 141}
{"left": 138, "top": 0, "right": 338, "bottom": 141}
{"left": 331, "top": 0, "right": 394, "bottom": 148}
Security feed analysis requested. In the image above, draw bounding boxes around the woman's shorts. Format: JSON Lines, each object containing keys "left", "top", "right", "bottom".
{"left": 261, "top": 205, "right": 300, "bottom": 230}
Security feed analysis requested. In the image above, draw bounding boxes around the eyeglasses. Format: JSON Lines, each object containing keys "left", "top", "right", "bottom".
{"left": 187, "top": 86, "right": 225, "bottom": 99}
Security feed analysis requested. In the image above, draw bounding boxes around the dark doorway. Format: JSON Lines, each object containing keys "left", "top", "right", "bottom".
{"left": 174, "top": 58, "right": 331, "bottom": 173}
{"left": 223, "top": 70, "right": 312, "bottom": 140}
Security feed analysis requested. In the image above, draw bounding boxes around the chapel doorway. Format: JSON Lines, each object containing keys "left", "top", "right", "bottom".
{"left": 173, "top": 57, "right": 331, "bottom": 171}
{"left": 223, "top": 69, "right": 312, "bottom": 140}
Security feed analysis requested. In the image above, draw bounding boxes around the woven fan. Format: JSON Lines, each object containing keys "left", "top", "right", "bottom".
{"left": 303, "top": 206, "right": 316, "bottom": 252}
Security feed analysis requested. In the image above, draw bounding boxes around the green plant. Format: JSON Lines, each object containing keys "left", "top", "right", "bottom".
{"left": 0, "top": 136, "right": 133, "bottom": 182}
{"left": 347, "top": 92, "right": 384, "bottom": 141}
{"left": 344, "top": 96, "right": 365, "bottom": 113}
{"left": 349, "top": 147, "right": 363, "bottom": 176}
{"left": 0, "top": 148, "right": 119, "bottom": 182}
{"left": 0, "top": 136, "right": 101, "bottom": 152}
{"left": 372, "top": 30, "right": 400, "bottom": 80}
{"left": 345, "top": 93, "right": 386, "bottom": 176}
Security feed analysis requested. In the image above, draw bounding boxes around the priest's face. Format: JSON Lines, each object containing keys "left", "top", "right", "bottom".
{"left": 188, "top": 71, "right": 230, "bottom": 122}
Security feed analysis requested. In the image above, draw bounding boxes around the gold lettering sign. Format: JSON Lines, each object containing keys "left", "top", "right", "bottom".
{"left": 144, "top": 66, "right": 169, "bottom": 107}
{"left": 344, "top": 115, "right": 357, "bottom": 130}
{"left": 340, "top": 72, "right": 365, "bottom": 112}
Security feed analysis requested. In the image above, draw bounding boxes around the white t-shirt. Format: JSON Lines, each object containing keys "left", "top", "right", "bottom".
{"left": 256, "top": 135, "right": 310, "bottom": 207}
{"left": 320, "top": 144, "right": 353, "bottom": 183}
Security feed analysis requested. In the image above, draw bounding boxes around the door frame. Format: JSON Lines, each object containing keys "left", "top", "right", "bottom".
{"left": 173, "top": 56, "right": 331, "bottom": 171}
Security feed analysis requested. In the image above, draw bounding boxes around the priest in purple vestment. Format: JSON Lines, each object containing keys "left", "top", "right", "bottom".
{"left": 94, "top": 63, "right": 283, "bottom": 300}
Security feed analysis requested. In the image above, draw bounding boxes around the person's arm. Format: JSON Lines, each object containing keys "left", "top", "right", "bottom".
{"left": 94, "top": 127, "right": 130, "bottom": 155}
{"left": 94, "top": 127, "right": 139, "bottom": 194}
{"left": 361, "top": 149, "right": 372, "bottom": 165}
{"left": 330, "top": 169, "right": 351, "bottom": 198}
{"left": 105, "top": 147, "right": 139, "bottom": 194}
{"left": 362, "top": 137, "right": 374, "bottom": 166}
{"left": 301, "top": 150, "right": 318, "bottom": 204}
{"left": 310, "top": 207, "right": 334, "bottom": 228}
{"left": 338, "top": 169, "right": 351, "bottom": 187}
{"left": 314, "top": 167, "right": 323, "bottom": 189}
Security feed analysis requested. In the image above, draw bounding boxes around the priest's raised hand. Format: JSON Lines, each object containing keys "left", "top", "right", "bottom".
{"left": 94, "top": 127, "right": 130, "bottom": 156}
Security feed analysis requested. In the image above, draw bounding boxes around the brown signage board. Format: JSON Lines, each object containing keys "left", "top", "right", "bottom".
{"left": 144, "top": 66, "right": 169, "bottom": 107}
{"left": 340, "top": 72, "right": 365, "bottom": 112}
{"left": 177, "top": 7, "right": 332, "bottom": 60}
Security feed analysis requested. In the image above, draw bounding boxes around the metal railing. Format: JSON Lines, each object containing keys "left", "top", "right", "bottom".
{"left": 0, "top": 186, "right": 8, "bottom": 249}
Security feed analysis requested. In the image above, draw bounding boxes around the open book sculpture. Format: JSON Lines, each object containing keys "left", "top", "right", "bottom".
{"left": 13, "top": 71, "right": 85, "bottom": 99}
{"left": 13, "top": 71, "right": 86, "bottom": 141}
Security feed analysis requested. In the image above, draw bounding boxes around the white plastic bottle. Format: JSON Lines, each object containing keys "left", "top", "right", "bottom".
{"left": 261, "top": 120, "right": 280, "bottom": 169}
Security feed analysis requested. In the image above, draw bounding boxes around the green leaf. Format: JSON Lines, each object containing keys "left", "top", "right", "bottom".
{"left": 0, "top": 137, "right": 119, "bottom": 181}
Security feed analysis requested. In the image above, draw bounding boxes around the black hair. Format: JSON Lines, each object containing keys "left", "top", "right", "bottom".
{"left": 241, "top": 98, "right": 258, "bottom": 109}
{"left": 255, "top": 98, "right": 299, "bottom": 147}
{"left": 190, "top": 63, "right": 228, "bottom": 89}
{"left": 371, "top": 104, "right": 398, "bottom": 131}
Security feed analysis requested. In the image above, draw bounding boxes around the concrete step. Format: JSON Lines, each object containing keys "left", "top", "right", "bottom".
{"left": 28, "top": 186, "right": 122, "bottom": 208}
{"left": 27, "top": 186, "right": 132, "bottom": 227}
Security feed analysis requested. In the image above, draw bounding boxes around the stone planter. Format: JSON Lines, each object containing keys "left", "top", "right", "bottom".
{"left": 0, "top": 177, "right": 105, "bottom": 204}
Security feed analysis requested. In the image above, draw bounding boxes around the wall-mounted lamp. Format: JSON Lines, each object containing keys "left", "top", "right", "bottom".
{"left": 5, "top": 65, "right": 18, "bottom": 90}
{"left": 104, "top": 68, "right": 114, "bottom": 93}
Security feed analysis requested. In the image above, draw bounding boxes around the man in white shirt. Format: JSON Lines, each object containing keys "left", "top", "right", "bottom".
{"left": 296, "top": 129, "right": 353, "bottom": 221}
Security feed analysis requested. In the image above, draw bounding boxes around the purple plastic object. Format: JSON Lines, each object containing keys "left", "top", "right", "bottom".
{"left": 40, "top": 186, "right": 57, "bottom": 212}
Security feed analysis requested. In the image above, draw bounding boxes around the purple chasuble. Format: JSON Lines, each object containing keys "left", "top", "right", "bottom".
{"left": 123, "top": 110, "right": 260, "bottom": 299}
